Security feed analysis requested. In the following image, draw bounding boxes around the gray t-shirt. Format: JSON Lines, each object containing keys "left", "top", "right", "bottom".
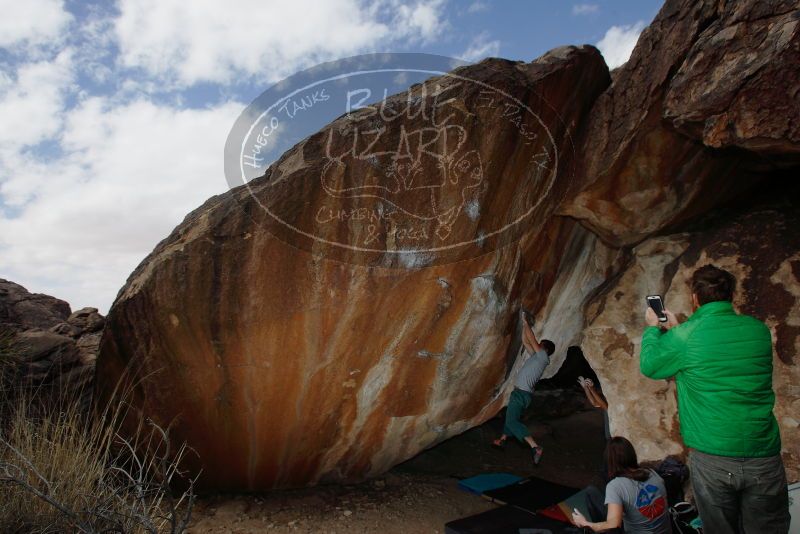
{"left": 514, "top": 348, "right": 549, "bottom": 393}
{"left": 605, "top": 470, "right": 671, "bottom": 533}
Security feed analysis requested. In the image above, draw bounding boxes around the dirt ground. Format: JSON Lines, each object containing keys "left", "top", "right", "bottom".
{"left": 187, "top": 408, "right": 606, "bottom": 533}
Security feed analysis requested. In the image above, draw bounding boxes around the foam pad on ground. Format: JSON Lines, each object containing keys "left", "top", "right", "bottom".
{"left": 444, "top": 505, "right": 583, "bottom": 534}
{"left": 457, "top": 473, "right": 524, "bottom": 495}
{"left": 538, "top": 487, "right": 594, "bottom": 523}
{"left": 481, "top": 476, "right": 579, "bottom": 512}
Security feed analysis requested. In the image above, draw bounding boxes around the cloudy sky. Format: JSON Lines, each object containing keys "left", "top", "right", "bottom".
{"left": 0, "top": 0, "right": 662, "bottom": 313}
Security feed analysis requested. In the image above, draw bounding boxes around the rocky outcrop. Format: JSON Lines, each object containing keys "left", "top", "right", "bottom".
{"left": 96, "top": 0, "right": 800, "bottom": 490}
{"left": 664, "top": 2, "right": 800, "bottom": 157}
{"left": 0, "top": 279, "right": 104, "bottom": 403}
{"left": 559, "top": 1, "right": 800, "bottom": 244}
{"left": 0, "top": 279, "right": 71, "bottom": 331}
{"left": 582, "top": 191, "right": 800, "bottom": 482}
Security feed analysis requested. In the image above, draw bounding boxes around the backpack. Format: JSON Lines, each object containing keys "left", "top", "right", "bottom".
{"left": 655, "top": 456, "right": 689, "bottom": 505}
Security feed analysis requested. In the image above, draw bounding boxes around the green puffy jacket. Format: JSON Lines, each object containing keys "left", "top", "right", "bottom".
{"left": 640, "top": 300, "right": 781, "bottom": 457}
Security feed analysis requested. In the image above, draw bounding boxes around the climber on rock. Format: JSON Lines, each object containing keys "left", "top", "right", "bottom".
{"left": 491, "top": 309, "right": 555, "bottom": 465}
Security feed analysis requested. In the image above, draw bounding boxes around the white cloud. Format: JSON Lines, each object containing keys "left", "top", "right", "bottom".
{"left": 72, "top": 9, "right": 116, "bottom": 85}
{"left": 596, "top": 20, "right": 646, "bottom": 69}
{"left": 0, "top": 50, "right": 74, "bottom": 155}
{"left": 467, "top": 1, "right": 488, "bottom": 14}
{"left": 460, "top": 31, "right": 500, "bottom": 63}
{"left": 394, "top": 0, "right": 447, "bottom": 42}
{"left": 0, "top": 0, "right": 457, "bottom": 313}
{"left": 572, "top": 4, "right": 599, "bottom": 16}
{"left": 114, "top": 0, "right": 448, "bottom": 87}
{"left": 0, "top": 0, "right": 72, "bottom": 48}
{"left": 0, "top": 98, "right": 243, "bottom": 312}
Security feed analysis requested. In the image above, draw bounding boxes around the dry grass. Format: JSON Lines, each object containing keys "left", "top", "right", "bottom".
{"left": 0, "top": 330, "right": 196, "bottom": 533}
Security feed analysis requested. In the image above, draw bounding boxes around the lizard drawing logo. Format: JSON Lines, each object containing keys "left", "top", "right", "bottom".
{"left": 321, "top": 115, "right": 484, "bottom": 241}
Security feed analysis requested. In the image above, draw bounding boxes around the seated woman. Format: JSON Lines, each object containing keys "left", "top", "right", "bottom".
{"left": 572, "top": 437, "right": 672, "bottom": 533}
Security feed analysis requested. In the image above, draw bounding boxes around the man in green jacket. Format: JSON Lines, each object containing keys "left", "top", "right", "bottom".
{"left": 640, "top": 265, "right": 789, "bottom": 533}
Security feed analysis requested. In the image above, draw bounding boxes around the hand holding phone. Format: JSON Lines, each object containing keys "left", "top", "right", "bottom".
{"left": 646, "top": 295, "right": 668, "bottom": 323}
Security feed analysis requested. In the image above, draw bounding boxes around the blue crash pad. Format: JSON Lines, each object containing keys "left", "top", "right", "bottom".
{"left": 458, "top": 473, "right": 524, "bottom": 495}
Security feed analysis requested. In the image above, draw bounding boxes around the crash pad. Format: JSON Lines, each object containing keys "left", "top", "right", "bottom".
{"left": 482, "top": 476, "right": 579, "bottom": 513}
{"left": 444, "top": 504, "right": 582, "bottom": 534}
{"left": 458, "top": 473, "right": 524, "bottom": 495}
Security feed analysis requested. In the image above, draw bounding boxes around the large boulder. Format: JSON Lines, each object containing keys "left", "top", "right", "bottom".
{"left": 96, "top": 47, "right": 613, "bottom": 491}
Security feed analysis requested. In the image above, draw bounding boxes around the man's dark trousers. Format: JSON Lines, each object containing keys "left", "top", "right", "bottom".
{"left": 690, "top": 450, "right": 790, "bottom": 533}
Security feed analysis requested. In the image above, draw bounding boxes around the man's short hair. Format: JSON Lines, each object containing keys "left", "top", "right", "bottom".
{"left": 541, "top": 339, "right": 555, "bottom": 356}
{"left": 691, "top": 265, "right": 736, "bottom": 305}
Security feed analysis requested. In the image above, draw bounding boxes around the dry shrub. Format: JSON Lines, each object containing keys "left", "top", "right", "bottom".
{"left": 0, "top": 334, "right": 196, "bottom": 534}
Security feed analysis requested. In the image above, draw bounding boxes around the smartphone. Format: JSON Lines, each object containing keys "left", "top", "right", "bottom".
{"left": 646, "top": 295, "right": 668, "bottom": 322}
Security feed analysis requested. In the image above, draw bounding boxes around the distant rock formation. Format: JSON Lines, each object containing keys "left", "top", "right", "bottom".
{"left": 0, "top": 279, "right": 103, "bottom": 405}
{"left": 0, "top": 279, "right": 71, "bottom": 331}
{"left": 97, "top": 0, "right": 800, "bottom": 490}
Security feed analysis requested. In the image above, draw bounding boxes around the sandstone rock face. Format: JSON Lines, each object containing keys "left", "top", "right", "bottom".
{"left": 96, "top": 48, "right": 613, "bottom": 491}
{"left": 96, "top": 0, "right": 800, "bottom": 491}
{"left": 0, "top": 279, "right": 71, "bottom": 331}
{"left": 665, "top": 1, "right": 800, "bottom": 156}
{"left": 559, "top": 0, "right": 800, "bottom": 244}
{"left": 0, "top": 280, "right": 104, "bottom": 402}
{"left": 582, "top": 195, "right": 800, "bottom": 482}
